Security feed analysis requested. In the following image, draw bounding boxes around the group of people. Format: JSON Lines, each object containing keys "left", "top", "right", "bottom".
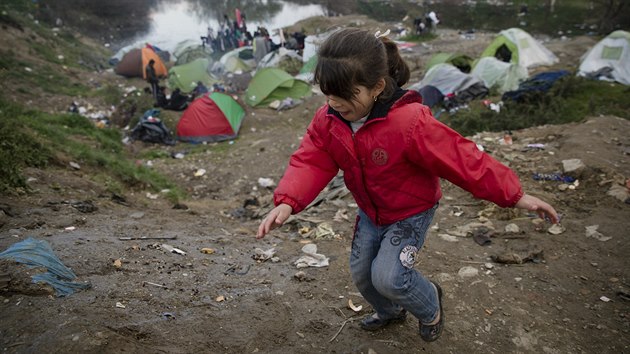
{"left": 414, "top": 10, "right": 440, "bottom": 34}
{"left": 256, "top": 28, "right": 559, "bottom": 344}
{"left": 202, "top": 12, "right": 252, "bottom": 53}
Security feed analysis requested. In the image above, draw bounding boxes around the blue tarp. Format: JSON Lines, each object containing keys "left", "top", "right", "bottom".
{"left": 502, "top": 70, "right": 570, "bottom": 102}
{"left": 0, "top": 238, "right": 91, "bottom": 297}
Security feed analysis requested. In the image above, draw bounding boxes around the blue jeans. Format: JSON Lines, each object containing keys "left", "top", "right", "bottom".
{"left": 350, "top": 205, "right": 439, "bottom": 323}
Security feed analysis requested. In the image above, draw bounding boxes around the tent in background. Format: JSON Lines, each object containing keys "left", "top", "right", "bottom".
{"left": 258, "top": 47, "right": 303, "bottom": 75}
{"left": 168, "top": 58, "right": 217, "bottom": 93}
{"left": 480, "top": 28, "right": 558, "bottom": 70}
{"left": 177, "top": 92, "right": 245, "bottom": 143}
{"left": 245, "top": 68, "right": 311, "bottom": 107}
{"left": 296, "top": 55, "right": 317, "bottom": 82}
{"left": 173, "top": 42, "right": 213, "bottom": 66}
{"left": 409, "top": 63, "right": 488, "bottom": 107}
{"left": 114, "top": 47, "right": 168, "bottom": 79}
{"left": 218, "top": 47, "right": 256, "bottom": 74}
{"left": 426, "top": 53, "right": 474, "bottom": 73}
{"left": 578, "top": 30, "right": 630, "bottom": 85}
{"left": 472, "top": 56, "right": 529, "bottom": 93}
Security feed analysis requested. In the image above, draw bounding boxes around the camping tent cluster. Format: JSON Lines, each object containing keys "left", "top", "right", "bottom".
{"left": 412, "top": 27, "right": 629, "bottom": 111}
{"left": 112, "top": 27, "right": 629, "bottom": 144}
{"left": 112, "top": 31, "right": 320, "bottom": 144}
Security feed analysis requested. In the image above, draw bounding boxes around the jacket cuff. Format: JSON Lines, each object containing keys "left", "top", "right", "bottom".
{"left": 274, "top": 195, "right": 303, "bottom": 214}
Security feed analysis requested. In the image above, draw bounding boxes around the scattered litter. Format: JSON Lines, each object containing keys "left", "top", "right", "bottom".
{"left": 492, "top": 248, "right": 544, "bottom": 264}
{"left": 315, "top": 223, "right": 336, "bottom": 239}
{"left": 295, "top": 244, "right": 329, "bottom": 268}
{"left": 161, "top": 244, "right": 186, "bottom": 255}
{"left": 348, "top": 299, "right": 363, "bottom": 312}
{"left": 599, "top": 296, "right": 611, "bottom": 302}
{"left": 257, "top": 177, "right": 275, "bottom": 188}
{"left": 0, "top": 238, "right": 91, "bottom": 297}
{"left": 64, "top": 226, "right": 76, "bottom": 231}
{"left": 161, "top": 312, "right": 175, "bottom": 320}
{"left": 472, "top": 226, "right": 494, "bottom": 246}
{"left": 171, "top": 152, "right": 186, "bottom": 159}
{"left": 113, "top": 259, "right": 122, "bottom": 269}
{"left": 252, "top": 247, "right": 276, "bottom": 261}
{"left": 69, "top": 162, "right": 81, "bottom": 170}
{"left": 547, "top": 224, "right": 566, "bottom": 235}
{"left": 585, "top": 225, "right": 611, "bottom": 242}
{"left": 562, "top": 158, "right": 585, "bottom": 175}
{"left": 146, "top": 193, "right": 159, "bottom": 200}
{"left": 115, "top": 302, "right": 126, "bottom": 309}
{"left": 142, "top": 281, "right": 167, "bottom": 289}
{"left": 533, "top": 173, "right": 575, "bottom": 183}
{"left": 294, "top": 270, "right": 314, "bottom": 282}
{"left": 438, "top": 234, "right": 459, "bottom": 242}
{"left": 607, "top": 184, "right": 629, "bottom": 203}
{"left": 216, "top": 295, "right": 225, "bottom": 302}
{"left": 525, "top": 143, "right": 546, "bottom": 150}
{"left": 333, "top": 209, "right": 349, "bottom": 222}
{"left": 201, "top": 248, "right": 215, "bottom": 255}
{"left": 119, "top": 235, "right": 177, "bottom": 241}
{"left": 194, "top": 169, "right": 206, "bottom": 177}
{"left": 457, "top": 266, "right": 479, "bottom": 278}
{"left": 504, "top": 223, "right": 520, "bottom": 234}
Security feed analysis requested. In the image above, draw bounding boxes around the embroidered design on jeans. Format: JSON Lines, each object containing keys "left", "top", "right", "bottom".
{"left": 390, "top": 220, "right": 416, "bottom": 246}
{"left": 400, "top": 245, "right": 418, "bottom": 268}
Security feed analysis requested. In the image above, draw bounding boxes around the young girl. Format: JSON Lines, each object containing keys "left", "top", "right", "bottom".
{"left": 256, "top": 28, "right": 559, "bottom": 342}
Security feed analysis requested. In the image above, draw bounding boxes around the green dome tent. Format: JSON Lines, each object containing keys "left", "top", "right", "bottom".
{"left": 471, "top": 56, "right": 528, "bottom": 94}
{"left": 427, "top": 53, "right": 474, "bottom": 73}
{"left": 168, "top": 58, "right": 217, "bottom": 94}
{"left": 296, "top": 55, "right": 317, "bottom": 82}
{"left": 219, "top": 47, "right": 256, "bottom": 73}
{"left": 481, "top": 28, "right": 558, "bottom": 70}
{"left": 245, "top": 68, "right": 311, "bottom": 107}
{"left": 173, "top": 42, "right": 213, "bottom": 66}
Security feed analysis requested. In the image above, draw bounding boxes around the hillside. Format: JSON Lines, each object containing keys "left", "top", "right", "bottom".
{"left": 1, "top": 5, "right": 629, "bottom": 354}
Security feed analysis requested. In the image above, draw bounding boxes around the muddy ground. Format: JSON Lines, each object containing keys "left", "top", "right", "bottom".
{"left": 1, "top": 17, "right": 629, "bottom": 354}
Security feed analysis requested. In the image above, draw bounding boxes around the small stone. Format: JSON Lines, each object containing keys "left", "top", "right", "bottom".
{"left": 457, "top": 266, "right": 479, "bottom": 278}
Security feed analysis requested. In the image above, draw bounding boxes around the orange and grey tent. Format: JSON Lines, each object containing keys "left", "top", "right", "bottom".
{"left": 114, "top": 47, "right": 168, "bottom": 79}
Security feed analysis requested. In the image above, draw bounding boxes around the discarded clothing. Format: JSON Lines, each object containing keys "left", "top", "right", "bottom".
{"left": 0, "top": 238, "right": 91, "bottom": 297}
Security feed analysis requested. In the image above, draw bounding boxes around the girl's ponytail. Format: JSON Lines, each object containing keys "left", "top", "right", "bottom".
{"left": 380, "top": 36, "right": 410, "bottom": 88}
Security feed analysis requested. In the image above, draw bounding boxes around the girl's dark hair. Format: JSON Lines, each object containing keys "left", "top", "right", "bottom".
{"left": 314, "top": 28, "right": 410, "bottom": 102}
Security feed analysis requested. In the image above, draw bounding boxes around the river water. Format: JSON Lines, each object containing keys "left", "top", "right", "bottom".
{"left": 124, "top": 1, "right": 325, "bottom": 53}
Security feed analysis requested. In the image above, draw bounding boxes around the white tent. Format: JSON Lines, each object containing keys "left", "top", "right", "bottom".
{"left": 578, "top": 30, "right": 630, "bottom": 85}
{"left": 410, "top": 63, "right": 484, "bottom": 96}
{"left": 472, "top": 57, "right": 528, "bottom": 93}
{"left": 481, "top": 28, "right": 558, "bottom": 70}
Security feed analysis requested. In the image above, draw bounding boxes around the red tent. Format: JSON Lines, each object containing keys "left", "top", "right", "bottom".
{"left": 177, "top": 92, "right": 245, "bottom": 143}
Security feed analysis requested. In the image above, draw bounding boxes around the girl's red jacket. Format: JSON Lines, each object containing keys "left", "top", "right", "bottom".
{"left": 274, "top": 90, "right": 523, "bottom": 226}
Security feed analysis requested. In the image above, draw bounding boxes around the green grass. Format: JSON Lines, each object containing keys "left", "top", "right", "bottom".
{"left": 441, "top": 76, "right": 630, "bottom": 136}
{"left": 0, "top": 99, "right": 184, "bottom": 201}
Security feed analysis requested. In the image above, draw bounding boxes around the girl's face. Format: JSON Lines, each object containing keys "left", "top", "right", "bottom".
{"left": 326, "top": 83, "right": 383, "bottom": 122}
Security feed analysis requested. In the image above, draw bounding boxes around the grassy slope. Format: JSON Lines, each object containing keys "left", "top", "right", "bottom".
{"left": 0, "top": 3, "right": 181, "bottom": 199}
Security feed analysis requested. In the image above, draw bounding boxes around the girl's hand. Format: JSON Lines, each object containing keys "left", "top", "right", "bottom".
{"left": 256, "top": 204, "right": 293, "bottom": 239}
{"left": 515, "top": 193, "right": 560, "bottom": 224}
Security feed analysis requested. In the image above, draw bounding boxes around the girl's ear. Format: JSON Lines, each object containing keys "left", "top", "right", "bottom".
{"left": 374, "top": 78, "right": 386, "bottom": 96}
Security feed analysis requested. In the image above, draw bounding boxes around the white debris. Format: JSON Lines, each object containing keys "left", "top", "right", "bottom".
{"left": 585, "top": 225, "right": 612, "bottom": 242}
{"left": 457, "top": 266, "right": 479, "bottom": 278}
{"left": 257, "top": 177, "right": 275, "bottom": 188}
{"left": 295, "top": 243, "right": 329, "bottom": 268}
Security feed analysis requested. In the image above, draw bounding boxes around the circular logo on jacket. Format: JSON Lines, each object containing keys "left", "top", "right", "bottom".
{"left": 371, "top": 148, "right": 388, "bottom": 166}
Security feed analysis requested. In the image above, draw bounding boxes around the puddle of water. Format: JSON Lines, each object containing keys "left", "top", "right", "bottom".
{"left": 126, "top": 1, "right": 325, "bottom": 53}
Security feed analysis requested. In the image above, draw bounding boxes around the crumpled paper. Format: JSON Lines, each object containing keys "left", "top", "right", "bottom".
{"left": 295, "top": 243, "right": 329, "bottom": 268}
